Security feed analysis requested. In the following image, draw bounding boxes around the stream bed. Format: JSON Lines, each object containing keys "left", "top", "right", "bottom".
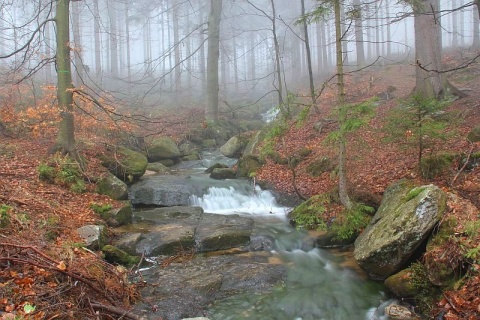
{"left": 128, "top": 155, "right": 392, "bottom": 320}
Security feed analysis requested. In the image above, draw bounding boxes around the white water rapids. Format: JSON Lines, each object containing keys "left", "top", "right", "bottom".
{"left": 190, "top": 185, "right": 289, "bottom": 217}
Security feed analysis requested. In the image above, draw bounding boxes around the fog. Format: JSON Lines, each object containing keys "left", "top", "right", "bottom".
{"left": 0, "top": 0, "right": 478, "bottom": 115}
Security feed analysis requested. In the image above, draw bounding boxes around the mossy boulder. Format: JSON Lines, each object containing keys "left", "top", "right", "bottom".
{"left": 103, "top": 204, "right": 133, "bottom": 227}
{"left": 202, "top": 139, "right": 217, "bottom": 149}
{"left": 467, "top": 125, "right": 480, "bottom": 142}
{"left": 210, "top": 168, "right": 236, "bottom": 180}
{"left": 96, "top": 173, "right": 128, "bottom": 200}
{"left": 236, "top": 154, "right": 263, "bottom": 178}
{"left": 157, "top": 159, "right": 175, "bottom": 167}
{"left": 220, "top": 136, "right": 247, "bottom": 158}
{"left": 181, "top": 152, "right": 201, "bottom": 161}
{"left": 100, "top": 146, "right": 147, "bottom": 184}
{"left": 102, "top": 245, "right": 140, "bottom": 267}
{"left": 384, "top": 268, "right": 418, "bottom": 297}
{"left": 354, "top": 180, "right": 447, "bottom": 280}
{"left": 147, "top": 137, "right": 181, "bottom": 162}
{"left": 205, "top": 163, "right": 229, "bottom": 173}
{"left": 146, "top": 162, "right": 169, "bottom": 173}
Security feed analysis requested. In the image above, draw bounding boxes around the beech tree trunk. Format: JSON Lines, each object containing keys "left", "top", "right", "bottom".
{"left": 301, "top": 0, "right": 316, "bottom": 104}
{"left": 413, "top": 0, "right": 446, "bottom": 98}
{"left": 334, "top": 0, "right": 353, "bottom": 210}
{"left": 71, "top": 1, "right": 84, "bottom": 84}
{"left": 205, "top": 0, "right": 222, "bottom": 124}
{"left": 55, "top": 0, "right": 76, "bottom": 155}
{"left": 472, "top": 3, "right": 480, "bottom": 48}
{"left": 353, "top": 0, "right": 366, "bottom": 66}
{"left": 93, "top": 0, "right": 101, "bottom": 79}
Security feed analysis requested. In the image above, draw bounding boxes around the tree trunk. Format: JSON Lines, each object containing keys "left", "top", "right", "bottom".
{"left": 173, "top": 0, "right": 182, "bottom": 95}
{"left": 452, "top": 0, "right": 459, "bottom": 47}
{"left": 93, "top": 0, "right": 101, "bottom": 80}
{"left": 353, "top": 0, "right": 366, "bottom": 66}
{"left": 205, "top": 0, "right": 222, "bottom": 124}
{"left": 125, "top": 1, "right": 131, "bottom": 83}
{"left": 385, "top": 0, "right": 391, "bottom": 56}
{"left": 472, "top": 2, "right": 480, "bottom": 48}
{"left": 55, "top": 0, "right": 76, "bottom": 156}
{"left": 270, "top": 0, "right": 284, "bottom": 109}
{"left": 108, "top": 0, "right": 119, "bottom": 78}
{"left": 334, "top": 0, "right": 353, "bottom": 210}
{"left": 71, "top": 0, "right": 83, "bottom": 84}
{"left": 413, "top": 0, "right": 446, "bottom": 98}
{"left": 301, "top": 0, "right": 316, "bottom": 105}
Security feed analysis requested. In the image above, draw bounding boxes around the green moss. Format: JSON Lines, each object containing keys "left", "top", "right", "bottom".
{"left": 90, "top": 203, "right": 113, "bottom": 220}
{"left": 428, "top": 216, "right": 457, "bottom": 248}
{"left": 409, "top": 262, "right": 441, "bottom": 316}
{"left": 37, "top": 156, "right": 86, "bottom": 193}
{"left": 290, "top": 194, "right": 329, "bottom": 230}
{"left": 0, "top": 204, "right": 12, "bottom": 228}
{"left": 331, "top": 204, "right": 373, "bottom": 240}
{"left": 102, "top": 245, "right": 140, "bottom": 267}
{"left": 405, "top": 186, "right": 426, "bottom": 202}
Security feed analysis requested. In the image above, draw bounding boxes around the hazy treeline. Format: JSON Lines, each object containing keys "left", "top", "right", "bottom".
{"left": 0, "top": 0, "right": 478, "bottom": 112}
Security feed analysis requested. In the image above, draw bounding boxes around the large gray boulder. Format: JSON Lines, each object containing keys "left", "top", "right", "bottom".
{"left": 147, "top": 137, "right": 181, "bottom": 162}
{"left": 219, "top": 135, "right": 248, "bottom": 158}
{"left": 353, "top": 180, "right": 447, "bottom": 280}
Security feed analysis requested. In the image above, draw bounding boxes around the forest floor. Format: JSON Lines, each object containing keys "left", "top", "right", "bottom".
{"left": 0, "top": 50, "right": 479, "bottom": 319}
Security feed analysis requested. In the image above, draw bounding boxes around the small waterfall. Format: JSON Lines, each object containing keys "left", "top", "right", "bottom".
{"left": 190, "top": 185, "right": 289, "bottom": 217}
{"left": 262, "top": 106, "right": 279, "bottom": 123}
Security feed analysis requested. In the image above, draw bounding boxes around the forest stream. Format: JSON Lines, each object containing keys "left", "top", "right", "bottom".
{"left": 126, "top": 152, "right": 394, "bottom": 320}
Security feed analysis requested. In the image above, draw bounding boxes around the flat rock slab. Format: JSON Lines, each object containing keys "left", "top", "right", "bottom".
{"left": 113, "top": 206, "right": 255, "bottom": 256}
{"left": 132, "top": 253, "right": 287, "bottom": 320}
{"left": 195, "top": 214, "right": 254, "bottom": 252}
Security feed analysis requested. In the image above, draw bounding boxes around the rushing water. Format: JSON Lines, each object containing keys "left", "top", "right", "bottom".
{"left": 134, "top": 151, "right": 392, "bottom": 319}
{"left": 187, "top": 174, "right": 391, "bottom": 320}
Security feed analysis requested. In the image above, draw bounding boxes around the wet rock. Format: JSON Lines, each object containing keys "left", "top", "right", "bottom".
{"left": 134, "top": 206, "right": 204, "bottom": 224}
{"left": 354, "top": 180, "right": 447, "bottom": 280}
{"left": 384, "top": 304, "right": 421, "bottom": 320}
{"left": 209, "top": 168, "right": 236, "bottom": 180}
{"left": 195, "top": 214, "right": 254, "bottom": 252}
{"left": 129, "top": 175, "right": 198, "bottom": 207}
{"left": 132, "top": 253, "right": 286, "bottom": 320}
{"left": 136, "top": 224, "right": 196, "bottom": 256}
{"left": 249, "top": 235, "right": 275, "bottom": 251}
{"left": 114, "top": 232, "right": 142, "bottom": 255}
{"left": 315, "top": 231, "right": 357, "bottom": 248}
{"left": 101, "top": 245, "right": 140, "bottom": 267}
{"left": 204, "top": 162, "right": 228, "bottom": 173}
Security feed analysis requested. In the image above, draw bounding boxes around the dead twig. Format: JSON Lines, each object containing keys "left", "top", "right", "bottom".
{"left": 451, "top": 143, "right": 474, "bottom": 186}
